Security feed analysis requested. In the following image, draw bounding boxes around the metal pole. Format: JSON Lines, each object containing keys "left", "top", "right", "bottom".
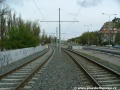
{"left": 88, "top": 26, "right": 89, "bottom": 46}
{"left": 56, "top": 27, "right": 58, "bottom": 48}
{"left": 84, "top": 25, "right": 92, "bottom": 46}
{"left": 40, "top": 8, "right": 79, "bottom": 51}
{"left": 102, "top": 13, "right": 116, "bottom": 48}
{"left": 59, "top": 8, "right": 61, "bottom": 53}
{"left": 109, "top": 15, "right": 110, "bottom": 48}
{"left": 75, "top": 34, "right": 76, "bottom": 44}
{"left": 50, "top": 35, "right": 52, "bottom": 45}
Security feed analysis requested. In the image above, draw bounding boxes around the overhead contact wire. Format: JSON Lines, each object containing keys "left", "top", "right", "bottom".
{"left": 33, "top": 0, "right": 45, "bottom": 19}
{"left": 65, "top": 0, "right": 86, "bottom": 31}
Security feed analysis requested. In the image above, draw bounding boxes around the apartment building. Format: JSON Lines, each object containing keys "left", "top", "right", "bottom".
{"left": 100, "top": 17, "right": 120, "bottom": 45}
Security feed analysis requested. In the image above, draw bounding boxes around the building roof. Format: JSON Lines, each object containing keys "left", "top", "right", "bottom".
{"left": 100, "top": 22, "right": 114, "bottom": 31}
{"left": 112, "top": 17, "right": 120, "bottom": 22}
{"left": 100, "top": 17, "right": 120, "bottom": 34}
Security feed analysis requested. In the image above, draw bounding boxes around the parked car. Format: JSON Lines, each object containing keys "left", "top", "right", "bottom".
{"left": 113, "top": 45, "right": 120, "bottom": 49}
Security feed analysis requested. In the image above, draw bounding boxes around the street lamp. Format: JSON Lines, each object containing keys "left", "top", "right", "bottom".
{"left": 73, "top": 32, "right": 80, "bottom": 44}
{"left": 102, "top": 13, "right": 116, "bottom": 47}
{"left": 84, "top": 24, "right": 92, "bottom": 46}
{"left": 61, "top": 33, "right": 67, "bottom": 44}
{"left": 51, "top": 33, "right": 55, "bottom": 44}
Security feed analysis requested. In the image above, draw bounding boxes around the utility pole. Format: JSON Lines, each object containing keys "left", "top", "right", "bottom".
{"left": 56, "top": 27, "right": 58, "bottom": 48}
{"left": 59, "top": 8, "right": 61, "bottom": 52}
{"left": 40, "top": 8, "right": 79, "bottom": 53}
{"left": 84, "top": 25, "right": 92, "bottom": 46}
{"left": 102, "top": 13, "right": 116, "bottom": 48}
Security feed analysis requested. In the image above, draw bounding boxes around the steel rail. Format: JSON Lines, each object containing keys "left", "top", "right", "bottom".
{"left": 63, "top": 49, "right": 101, "bottom": 87}
{"left": 0, "top": 48, "right": 49, "bottom": 80}
{"left": 62, "top": 48, "right": 120, "bottom": 88}
{"left": 15, "top": 46, "right": 54, "bottom": 90}
{"left": 66, "top": 48, "right": 120, "bottom": 77}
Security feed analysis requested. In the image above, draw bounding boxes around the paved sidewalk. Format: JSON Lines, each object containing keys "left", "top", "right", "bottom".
{"left": 75, "top": 49, "right": 120, "bottom": 67}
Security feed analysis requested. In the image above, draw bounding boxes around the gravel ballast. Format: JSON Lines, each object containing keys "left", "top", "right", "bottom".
{"left": 74, "top": 49, "right": 120, "bottom": 74}
{"left": 30, "top": 48, "right": 83, "bottom": 90}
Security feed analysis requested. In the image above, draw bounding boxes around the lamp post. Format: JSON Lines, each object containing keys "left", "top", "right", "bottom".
{"left": 56, "top": 27, "right": 58, "bottom": 49}
{"left": 61, "top": 33, "right": 66, "bottom": 44}
{"left": 51, "top": 33, "right": 55, "bottom": 45}
{"left": 73, "top": 32, "right": 80, "bottom": 44}
{"left": 84, "top": 24, "right": 92, "bottom": 46}
{"left": 102, "top": 13, "right": 116, "bottom": 47}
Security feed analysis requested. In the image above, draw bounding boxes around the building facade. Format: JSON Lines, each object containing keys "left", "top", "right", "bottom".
{"left": 100, "top": 17, "right": 120, "bottom": 45}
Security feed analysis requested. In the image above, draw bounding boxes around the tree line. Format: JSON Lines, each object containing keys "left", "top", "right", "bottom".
{"left": 68, "top": 29, "right": 120, "bottom": 46}
{"left": 113, "top": 22, "right": 120, "bottom": 45}
{"left": 68, "top": 31, "right": 101, "bottom": 46}
{"left": 0, "top": 0, "right": 43, "bottom": 51}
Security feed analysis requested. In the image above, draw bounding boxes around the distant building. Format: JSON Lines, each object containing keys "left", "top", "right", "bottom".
{"left": 112, "top": 17, "right": 120, "bottom": 22}
{"left": 100, "top": 17, "right": 120, "bottom": 45}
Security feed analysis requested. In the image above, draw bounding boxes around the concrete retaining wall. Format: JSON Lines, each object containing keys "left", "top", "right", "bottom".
{"left": 68, "top": 45, "right": 83, "bottom": 50}
{"left": 0, "top": 46, "right": 45, "bottom": 67}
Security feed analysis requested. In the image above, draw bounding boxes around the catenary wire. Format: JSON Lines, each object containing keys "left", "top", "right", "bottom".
{"left": 74, "top": 0, "right": 86, "bottom": 19}
{"left": 33, "top": 0, "right": 45, "bottom": 19}
{"left": 65, "top": 0, "right": 86, "bottom": 32}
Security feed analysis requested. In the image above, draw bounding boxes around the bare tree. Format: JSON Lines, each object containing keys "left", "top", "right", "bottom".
{"left": 0, "top": 0, "right": 9, "bottom": 17}
{"left": 0, "top": 0, "right": 5, "bottom": 4}
{"left": 0, "top": 0, "right": 9, "bottom": 51}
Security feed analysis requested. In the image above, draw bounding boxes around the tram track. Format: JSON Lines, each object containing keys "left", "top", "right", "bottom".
{"left": 0, "top": 46, "right": 54, "bottom": 90}
{"left": 62, "top": 48, "right": 120, "bottom": 89}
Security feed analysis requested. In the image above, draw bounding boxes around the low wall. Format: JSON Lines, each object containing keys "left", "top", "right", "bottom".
{"left": 68, "top": 45, "right": 83, "bottom": 50}
{"left": 0, "top": 46, "right": 45, "bottom": 67}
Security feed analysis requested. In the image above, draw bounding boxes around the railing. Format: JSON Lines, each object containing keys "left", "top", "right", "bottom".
{"left": 84, "top": 47, "right": 120, "bottom": 55}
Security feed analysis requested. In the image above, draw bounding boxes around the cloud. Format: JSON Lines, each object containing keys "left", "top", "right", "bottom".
{"left": 116, "top": 0, "right": 120, "bottom": 2}
{"left": 68, "top": 13, "right": 76, "bottom": 16}
{"left": 77, "top": 0, "right": 103, "bottom": 8}
{"left": 6, "top": 0, "right": 25, "bottom": 6}
{"left": 115, "top": 0, "right": 120, "bottom": 4}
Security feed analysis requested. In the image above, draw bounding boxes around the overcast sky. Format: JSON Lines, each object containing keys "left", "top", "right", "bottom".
{"left": 6, "top": 0, "right": 120, "bottom": 40}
